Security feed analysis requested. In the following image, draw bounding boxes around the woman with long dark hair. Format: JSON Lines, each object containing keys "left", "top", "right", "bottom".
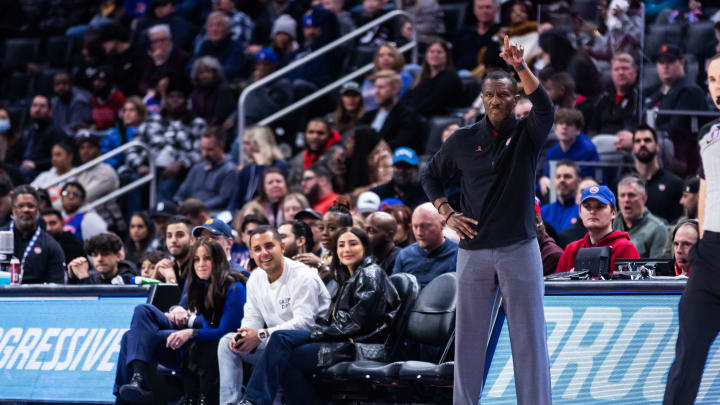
{"left": 125, "top": 212, "right": 156, "bottom": 265}
{"left": 344, "top": 125, "right": 392, "bottom": 197}
{"left": 325, "top": 82, "right": 365, "bottom": 138}
{"left": 237, "top": 227, "right": 400, "bottom": 405}
{"left": 406, "top": 38, "right": 463, "bottom": 117}
{"left": 114, "top": 238, "right": 246, "bottom": 405}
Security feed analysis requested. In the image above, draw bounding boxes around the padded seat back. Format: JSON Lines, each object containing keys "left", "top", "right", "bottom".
{"left": 686, "top": 21, "right": 716, "bottom": 57}
{"left": 425, "top": 115, "right": 462, "bottom": 157}
{"left": 440, "top": 3, "right": 466, "bottom": 39}
{"left": 2, "top": 38, "right": 41, "bottom": 70}
{"left": 406, "top": 272, "right": 456, "bottom": 347}
{"left": 388, "top": 273, "right": 421, "bottom": 355}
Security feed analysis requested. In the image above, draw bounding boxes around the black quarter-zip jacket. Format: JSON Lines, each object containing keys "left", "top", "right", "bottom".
{"left": 422, "top": 86, "right": 554, "bottom": 250}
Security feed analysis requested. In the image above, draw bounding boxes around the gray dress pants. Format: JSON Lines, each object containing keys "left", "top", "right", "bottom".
{"left": 217, "top": 332, "right": 265, "bottom": 405}
{"left": 453, "top": 237, "right": 552, "bottom": 405}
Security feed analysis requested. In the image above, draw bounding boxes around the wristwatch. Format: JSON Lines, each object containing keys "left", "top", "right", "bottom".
{"left": 258, "top": 328, "right": 268, "bottom": 342}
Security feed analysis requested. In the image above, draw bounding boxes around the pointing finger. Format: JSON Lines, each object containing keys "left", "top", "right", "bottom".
{"left": 504, "top": 35, "right": 510, "bottom": 50}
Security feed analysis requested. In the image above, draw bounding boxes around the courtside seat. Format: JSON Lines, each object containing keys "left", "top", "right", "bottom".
{"left": 346, "top": 360, "right": 406, "bottom": 383}
{"left": 398, "top": 360, "right": 454, "bottom": 386}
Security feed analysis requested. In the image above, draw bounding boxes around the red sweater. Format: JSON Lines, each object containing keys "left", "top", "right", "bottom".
{"left": 555, "top": 230, "right": 640, "bottom": 273}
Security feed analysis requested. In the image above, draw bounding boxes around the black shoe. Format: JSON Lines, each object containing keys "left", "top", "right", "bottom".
{"left": 118, "top": 372, "right": 153, "bottom": 402}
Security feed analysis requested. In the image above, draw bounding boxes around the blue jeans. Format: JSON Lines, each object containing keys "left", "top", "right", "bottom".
{"left": 243, "top": 330, "right": 322, "bottom": 405}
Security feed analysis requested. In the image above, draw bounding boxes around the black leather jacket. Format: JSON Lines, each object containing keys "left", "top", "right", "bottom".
{"left": 311, "top": 257, "right": 400, "bottom": 343}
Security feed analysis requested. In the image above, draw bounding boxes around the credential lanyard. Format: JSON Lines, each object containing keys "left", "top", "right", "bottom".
{"left": 10, "top": 221, "right": 41, "bottom": 284}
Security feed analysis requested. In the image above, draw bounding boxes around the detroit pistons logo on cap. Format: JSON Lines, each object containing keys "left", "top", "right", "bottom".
{"left": 589, "top": 186, "right": 600, "bottom": 194}
{"left": 205, "top": 219, "right": 214, "bottom": 225}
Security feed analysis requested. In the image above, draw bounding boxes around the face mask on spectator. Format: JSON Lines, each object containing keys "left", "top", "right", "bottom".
{"left": 0, "top": 120, "right": 9, "bottom": 133}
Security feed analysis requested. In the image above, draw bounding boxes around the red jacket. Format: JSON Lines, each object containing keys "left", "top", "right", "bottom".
{"left": 555, "top": 230, "right": 640, "bottom": 273}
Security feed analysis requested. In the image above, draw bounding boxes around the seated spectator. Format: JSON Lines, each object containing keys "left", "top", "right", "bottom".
{"left": 102, "top": 97, "right": 148, "bottom": 168}
{"left": 392, "top": 202, "right": 457, "bottom": 286}
{"left": 219, "top": 225, "right": 331, "bottom": 405}
{"left": 179, "top": 198, "right": 211, "bottom": 227}
{"left": 453, "top": 0, "right": 501, "bottom": 72}
{"left": 42, "top": 208, "right": 86, "bottom": 263}
{"left": 356, "top": 191, "right": 381, "bottom": 221}
{"left": 9, "top": 95, "right": 65, "bottom": 180}
{"left": 364, "top": 211, "right": 400, "bottom": 275}
{"left": 192, "top": 218, "right": 246, "bottom": 274}
{"left": 73, "top": 34, "right": 106, "bottom": 92}
{"left": 61, "top": 182, "right": 108, "bottom": 242}
{"left": 326, "top": 81, "right": 365, "bottom": 138}
{"left": 301, "top": 164, "right": 339, "bottom": 214}
{"left": 588, "top": 53, "right": 640, "bottom": 136}
{"left": 497, "top": 1, "right": 540, "bottom": 61}
{"left": 287, "top": 7, "right": 341, "bottom": 88}
{"left": 359, "top": 70, "right": 423, "bottom": 153}
{"left": 541, "top": 160, "right": 581, "bottom": 232}
{"left": 51, "top": 72, "right": 92, "bottom": 137}
{"left": 361, "top": 44, "right": 414, "bottom": 111}
{"left": 299, "top": 199, "right": 354, "bottom": 281}
{"left": 89, "top": 68, "right": 126, "bottom": 131}
{"left": 31, "top": 142, "right": 76, "bottom": 210}
{"left": 193, "top": 0, "right": 254, "bottom": 51}
{"left": 139, "top": 24, "right": 191, "bottom": 95}
{"left": 281, "top": 192, "right": 310, "bottom": 223}
{"left": 99, "top": 23, "right": 144, "bottom": 96}
{"left": 293, "top": 208, "right": 324, "bottom": 258}
{"left": 401, "top": 0, "right": 445, "bottom": 44}
{"left": 243, "top": 48, "right": 295, "bottom": 127}
{"left": 679, "top": 177, "right": 700, "bottom": 223}
{"left": 235, "top": 226, "right": 399, "bottom": 405}
{"left": 370, "top": 147, "right": 429, "bottom": 210}
{"left": 114, "top": 238, "right": 246, "bottom": 404}
{"left": 613, "top": 175, "right": 668, "bottom": 258}
{"left": 192, "top": 11, "right": 245, "bottom": 81}
{"left": 230, "top": 126, "right": 289, "bottom": 211}
{"left": 136, "top": 0, "right": 191, "bottom": 49}
{"left": 672, "top": 220, "right": 699, "bottom": 277}
{"left": 75, "top": 132, "right": 121, "bottom": 204}
{"left": 557, "top": 177, "right": 598, "bottom": 248}
{"left": 125, "top": 212, "right": 156, "bottom": 266}
{"left": 545, "top": 72, "right": 594, "bottom": 130}
{"left": 344, "top": 126, "right": 392, "bottom": 197}
{"left": 67, "top": 233, "right": 139, "bottom": 284}
{"left": 148, "top": 200, "right": 177, "bottom": 252}
{"left": 536, "top": 202, "right": 563, "bottom": 275}
{"left": 126, "top": 80, "right": 207, "bottom": 202}
{"left": 252, "top": 168, "right": 288, "bottom": 226}
{"left": 153, "top": 215, "right": 194, "bottom": 286}
{"left": 645, "top": 44, "right": 708, "bottom": 176}
{"left": 231, "top": 214, "right": 269, "bottom": 272}
{"left": 139, "top": 250, "right": 170, "bottom": 280}
{"left": 278, "top": 220, "right": 315, "bottom": 258}
{"left": 555, "top": 185, "right": 640, "bottom": 273}
{"left": 540, "top": 108, "right": 600, "bottom": 193}
{"left": 174, "top": 128, "right": 238, "bottom": 212}
{"left": 316, "top": 144, "right": 348, "bottom": 193}
{"left": 351, "top": 0, "right": 393, "bottom": 46}
{"left": 631, "top": 125, "right": 684, "bottom": 224}
{"left": 321, "top": 0, "right": 355, "bottom": 37}
{"left": 288, "top": 118, "right": 341, "bottom": 185}
{"left": 383, "top": 203, "right": 415, "bottom": 248}
{"left": 405, "top": 39, "right": 463, "bottom": 118}
{"left": 268, "top": 14, "right": 299, "bottom": 67}
{"left": 3, "top": 186, "right": 65, "bottom": 284}
{"left": 189, "top": 57, "right": 235, "bottom": 126}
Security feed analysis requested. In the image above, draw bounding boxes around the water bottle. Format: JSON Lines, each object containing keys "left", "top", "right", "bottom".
{"left": 131, "top": 276, "right": 161, "bottom": 285}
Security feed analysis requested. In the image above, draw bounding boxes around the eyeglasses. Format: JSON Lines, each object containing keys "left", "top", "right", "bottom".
{"left": 301, "top": 175, "right": 317, "bottom": 183}
{"left": 62, "top": 190, "right": 83, "bottom": 198}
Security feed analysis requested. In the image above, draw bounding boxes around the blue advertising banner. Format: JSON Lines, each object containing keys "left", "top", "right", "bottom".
{"left": 0, "top": 295, "right": 146, "bottom": 403}
{"left": 482, "top": 294, "right": 720, "bottom": 404}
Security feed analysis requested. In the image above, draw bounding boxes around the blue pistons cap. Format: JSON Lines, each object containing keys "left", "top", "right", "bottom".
{"left": 392, "top": 147, "right": 418, "bottom": 166}
{"left": 580, "top": 185, "right": 616, "bottom": 208}
{"left": 192, "top": 218, "right": 233, "bottom": 238}
{"left": 255, "top": 48, "right": 279, "bottom": 65}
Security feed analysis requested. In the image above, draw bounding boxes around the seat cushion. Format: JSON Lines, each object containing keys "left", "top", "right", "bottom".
{"left": 346, "top": 360, "right": 404, "bottom": 383}
{"left": 314, "top": 361, "right": 352, "bottom": 380}
{"left": 398, "top": 360, "right": 454, "bottom": 385}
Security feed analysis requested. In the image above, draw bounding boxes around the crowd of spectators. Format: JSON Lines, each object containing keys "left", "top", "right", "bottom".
{"left": 1, "top": 0, "right": 719, "bottom": 403}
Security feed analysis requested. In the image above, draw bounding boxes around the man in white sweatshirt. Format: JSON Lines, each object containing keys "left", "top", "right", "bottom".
{"left": 217, "top": 225, "right": 331, "bottom": 404}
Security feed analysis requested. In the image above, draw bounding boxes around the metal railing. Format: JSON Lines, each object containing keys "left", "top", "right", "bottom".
{"left": 236, "top": 9, "right": 417, "bottom": 165}
{"left": 43, "top": 140, "right": 156, "bottom": 213}
{"left": 651, "top": 109, "right": 720, "bottom": 133}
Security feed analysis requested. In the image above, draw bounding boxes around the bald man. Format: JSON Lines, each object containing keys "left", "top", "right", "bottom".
{"left": 365, "top": 212, "right": 400, "bottom": 275}
{"left": 392, "top": 203, "right": 458, "bottom": 287}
